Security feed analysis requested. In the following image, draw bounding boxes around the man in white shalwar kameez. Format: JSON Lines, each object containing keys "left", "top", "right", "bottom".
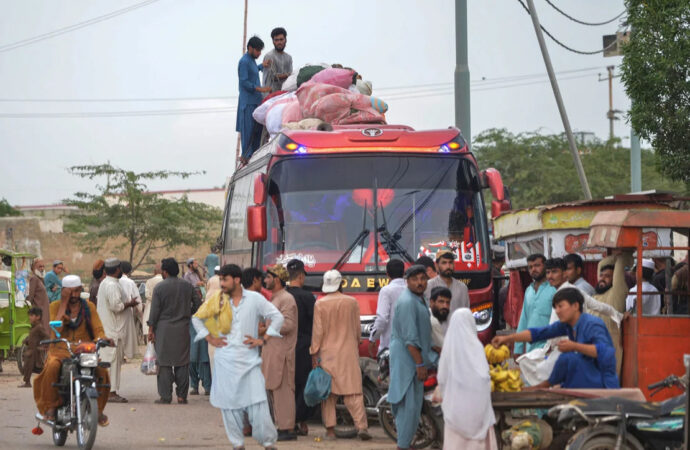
{"left": 192, "top": 264, "right": 283, "bottom": 449}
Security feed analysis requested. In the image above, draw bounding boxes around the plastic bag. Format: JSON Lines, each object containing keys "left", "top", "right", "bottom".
{"left": 281, "top": 73, "right": 298, "bottom": 91}
{"left": 140, "top": 342, "right": 159, "bottom": 375}
{"left": 303, "top": 366, "right": 332, "bottom": 407}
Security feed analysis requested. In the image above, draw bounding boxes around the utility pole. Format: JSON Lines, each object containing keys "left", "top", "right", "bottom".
{"left": 525, "top": 0, "right": 592, "bottom": 200}
{"left": 454, "top": 0, "right": 471, "bottom": 147}
{"left": 598, "top": 65, "right": 621, "bottom": 141}
{"left": 235, "top": 0, "right": 249, "bottom": 167}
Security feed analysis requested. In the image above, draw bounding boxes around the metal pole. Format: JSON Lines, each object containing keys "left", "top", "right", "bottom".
{"left": 525, "top": 0, "right": 592, "bottom": 200}
{"left": 630, "top": 129, "right": 641, "bottom": 192}
{"left": 235, "top": 0, "right": 249, "bottom": 167}
{"left": 607, "top": 65, "right": 614, "bottom": 140}
{"left": 454, "top": 0, "right": 471, "bottom": 147}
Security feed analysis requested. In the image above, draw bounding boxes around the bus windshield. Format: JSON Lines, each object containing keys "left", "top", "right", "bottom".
{"left": 262, "top": 155, "right": 490, "bottom": 273}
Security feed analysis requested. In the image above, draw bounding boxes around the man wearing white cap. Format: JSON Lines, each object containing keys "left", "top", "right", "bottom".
{"left": 626, "top": 259, "right": 661, "bottom": 315}
{"left": 310, "top": 270, "right": 370, "bottom": 441}
{"left": 97, "top": 258, "right": 139, "bottom": 403}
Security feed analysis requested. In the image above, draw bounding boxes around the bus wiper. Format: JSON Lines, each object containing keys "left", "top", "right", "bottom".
{"left": 392, "top": 166, "right": 451, "bottom": 238}
{"left": 378, "top": 201, "right": 414, "bottom": 263}
{"left": 332, "top": 200, "right": 369, "bottom": 272}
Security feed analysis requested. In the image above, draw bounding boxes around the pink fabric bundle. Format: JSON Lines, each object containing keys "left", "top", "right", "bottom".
{"left": 309, "top": 68, "right": 356, "bottom": 89}
{"left": 281, "top": 100, "right": 302, "bottom": 124}
{"left": 295, "top": 82, "right": 386, "bottom": 125}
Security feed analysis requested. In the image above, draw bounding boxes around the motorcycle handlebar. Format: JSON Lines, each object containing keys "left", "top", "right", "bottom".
{"left": 647, "top": 375, "right": 676, "bottom": 391}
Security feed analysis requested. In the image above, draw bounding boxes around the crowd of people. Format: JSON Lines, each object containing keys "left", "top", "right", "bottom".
{"left": 14, "top": 245, "right": 689, "bottom": 449}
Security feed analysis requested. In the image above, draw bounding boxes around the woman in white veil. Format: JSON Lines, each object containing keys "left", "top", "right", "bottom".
{"left": 436, "top": 308, "right": 497, "bottom": 449}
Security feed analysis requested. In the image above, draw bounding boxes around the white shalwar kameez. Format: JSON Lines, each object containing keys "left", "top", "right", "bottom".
{"left": 192, "top": 288, "right": 284, "bottom": 448}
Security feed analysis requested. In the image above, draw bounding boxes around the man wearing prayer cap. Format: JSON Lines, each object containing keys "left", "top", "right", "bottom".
{"left": 388, "top": 264, "right": 439, "bottom": 449}
{"left": 310, "top": 270, "right": 371, "bottom": 441}
{"left": 625, "top": 258, "right": 661, "bottom": 315}
{"left": 97, "top": 258, "right": 139, "bottom": 403}
{"left": 261, "top": 264, "right": 299, "bottom": 441}
{"left": 33, "top": 274, "right": 113, "bottom": 426}
{"left": 44, "top": 259, "right": 66, "bottom": 302}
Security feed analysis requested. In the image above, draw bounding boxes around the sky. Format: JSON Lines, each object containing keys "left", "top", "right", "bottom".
{"left": 0, "top": 0, "right": 631, "bottom": 206}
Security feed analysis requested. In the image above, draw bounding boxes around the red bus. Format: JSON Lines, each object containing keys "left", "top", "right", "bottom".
{"left": 220, "top": 124, "right": 508, "bottom": 348}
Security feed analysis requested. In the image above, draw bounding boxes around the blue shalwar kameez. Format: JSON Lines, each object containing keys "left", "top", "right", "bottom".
{"left": 388, "top": 288, "right": 439, "bottom": 449}
{"left": 192, "top": 288, "right": 284, "bottom": 448}
{"left": 189, "top": 322, "right": 211, "bottom": 392}
{"left": 237, "top": 52, "right": 265, "bottom": 160}
{"left": 529, "top": 313, "right": 620, "bottom": 389}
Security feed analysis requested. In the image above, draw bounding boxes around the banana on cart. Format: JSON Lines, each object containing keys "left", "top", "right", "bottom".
{"left": 484, "top": 344, "right": 523, "bottom": 392}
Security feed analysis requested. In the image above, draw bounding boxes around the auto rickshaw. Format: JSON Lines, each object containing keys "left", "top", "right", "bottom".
{"left": 587, "top": 209, "right": 690, "bottom": 401}
{"left": 0, "top": 249, "right": 37, "bottom": 372}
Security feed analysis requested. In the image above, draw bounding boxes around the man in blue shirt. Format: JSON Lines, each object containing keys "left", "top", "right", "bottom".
{"left": 493, "top": 287, "right": 619, "bottom": 389}
{"left": 44, "top": 260, "right": 65, "bottom": 302}
{"left": 388, "top": 265, "right": 439, "bottom": 450}
{"left": 237, "top": 35, "right": 272, "bottom": 165}
{"left": 515, "top": 254, "right": 556, "bottom": 354}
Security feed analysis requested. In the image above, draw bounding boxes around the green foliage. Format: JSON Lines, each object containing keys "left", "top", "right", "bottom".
{"left": 474, "top": 128, "right": 685, "bottom": 209}
{"left": 64, "top": 164, "right": 223, "bottom": 269}
{"left": 0, "top": 198, "right": 20, "bottom": 217}
{"left": 620, "top": 0, "right": 690, "bottom": 187}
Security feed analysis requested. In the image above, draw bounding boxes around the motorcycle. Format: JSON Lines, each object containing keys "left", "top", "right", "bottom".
{"left": 548, "top": 374, "right": 687, "bottom": 450}
{"left": 35, "top": 320, "right": 111, "bottom": 450}
{"left": 375, "top": 349, "right": 445, "bottom": 449}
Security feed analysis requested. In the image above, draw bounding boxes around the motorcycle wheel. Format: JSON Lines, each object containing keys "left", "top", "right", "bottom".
{"left": 377, "top": 404, "right": 437, "bottom": 449}
{"left": 52, "top": 429, "right": 67, "bottom": 447}
{"left": 378, "top": 404, "right": 398, "bottom": 442}
{"left": 76, "top": 396, "right": 98, "bottom": 450}
{"left": 567, "top": 425, "right": 644, "bottom": 450}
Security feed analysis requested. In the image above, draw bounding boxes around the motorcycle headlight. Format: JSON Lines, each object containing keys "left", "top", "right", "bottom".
{"left": 473, "top": 307, "right": 493, "bottom": 332}
{"left": 79, "top": 353, "right": 98, "bottom": 368}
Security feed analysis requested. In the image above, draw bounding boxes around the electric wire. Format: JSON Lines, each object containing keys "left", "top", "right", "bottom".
{"left": 0, "top": 0, "right": 161, "bottom": 53}
{"left": 516, "top": 0, "right": 623, "bottom": 55}
{"left": 544, "top": 0, "right": 626, "bottom": 26}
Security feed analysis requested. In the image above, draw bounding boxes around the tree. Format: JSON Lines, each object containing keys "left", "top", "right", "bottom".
{"left": 620, "top": 0, "right": 690, "bottom": 189}
{"left": 65, "top": 164, "right": 223, "bottom": 269}
{"left": 474, "top": 128, "right": 685, "bottom": 209}
{"left": 0, "top": 198, "right": 20, "bottom": 217}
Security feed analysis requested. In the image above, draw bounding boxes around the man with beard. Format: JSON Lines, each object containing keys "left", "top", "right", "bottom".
{"left": 34, "top": 275, "right": 113, "bottom": 426}
{"left": 26, "top": 259, "right": 50, "bottom": 333}
{"left": 518, "top": 258, "right": 622, "bottom": 386}
{"left": 97, "top": 258, "right": 139, "bottom": 403}
{"left": 429, "top": 286, "right": 451, "bottom": 352}
{"left": 89, "top": 259, "right": 106, "bottom": 306}
{"left": 424, "top": 250, "right": 469, "bottom": 315}
{"left": 237, "top": 35, "right": 272, "bottom": 164}
{"left": 192, "top": 264, "right": 283, "bottom": 449}
{"left": 261, "top": 264, "right": 298, "bottom": 441}
{"left": 514, "top": 254, "right": 556, "bottom": 355}
{"left": 388, "top": 265, "right": 439, "bottom": 450}
{"left": 593, "top": 251, "right": 633, "bottom": 372}
{"left": 262, "top": 27, "right": 292, "bottom": 93}
{"left": 285, "top": 259, "right": 317, "bottom": 436}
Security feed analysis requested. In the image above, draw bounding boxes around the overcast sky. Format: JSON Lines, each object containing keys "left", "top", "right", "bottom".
{"left": 1, "top": 0, "right": 630, "bottom": 206}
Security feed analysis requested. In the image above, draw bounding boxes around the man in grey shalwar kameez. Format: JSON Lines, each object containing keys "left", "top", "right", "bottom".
{"left": 262, "top": 27, "right": 292, "bottom": 93}
{"left": 193, "top": 264, "right": 284, "bottom": 449}
{"left": 147, "top": 258, "right": 200, "bottom": 404}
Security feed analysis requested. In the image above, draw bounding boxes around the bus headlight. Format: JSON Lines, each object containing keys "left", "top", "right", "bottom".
{"left": 79, "top": 353, "right": 98, "bottom": 368}
{"left": 473, "top": 307, "right": 492, "bottom": 332}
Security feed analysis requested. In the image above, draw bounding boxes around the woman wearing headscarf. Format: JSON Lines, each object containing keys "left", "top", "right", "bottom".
{"left": 435, "top": 308, "right": 497, "bottom": 449}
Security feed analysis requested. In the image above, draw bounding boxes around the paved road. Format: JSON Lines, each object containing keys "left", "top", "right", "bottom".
{"left": 0, "top": 354, "right": 395, "bottom": 449}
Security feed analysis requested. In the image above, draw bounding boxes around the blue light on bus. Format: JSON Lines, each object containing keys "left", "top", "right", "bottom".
{"left": 296, "top": 146, "right": 307, "bottom": 154}
{"left": 438, "top": 145, "right": 451, "bottom": 153}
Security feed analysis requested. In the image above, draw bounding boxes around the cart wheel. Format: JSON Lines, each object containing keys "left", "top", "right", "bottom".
{"left": 16, "top": 344, "right": 25, "bottom": 374}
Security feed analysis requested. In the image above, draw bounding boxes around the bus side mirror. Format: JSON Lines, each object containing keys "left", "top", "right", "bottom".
{"left": 482, "top": 168, "right": 504, "bottom": 201}
{"left": 247, "top": 205, "right": 267, "bottom": 242}
{"left": 254, "top": 173, "right": 267, "bottom": 205}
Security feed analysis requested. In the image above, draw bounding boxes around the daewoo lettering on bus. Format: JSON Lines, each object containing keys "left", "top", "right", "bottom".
{"left": 220, "top": 124, "right": 510, "bottom": 352}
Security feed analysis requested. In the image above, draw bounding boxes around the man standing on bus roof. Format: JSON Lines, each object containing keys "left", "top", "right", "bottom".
{"left": 285, "top": 259, "right": 317, "bottom": 436}
{"left": 262, "top": 27, "right": 292, "bottom": 93}
{"left": 424, "top": 250, "right": 469, "bottom": 314}
{"left": 237, "top": 35, "right": 272, "bottom": 165}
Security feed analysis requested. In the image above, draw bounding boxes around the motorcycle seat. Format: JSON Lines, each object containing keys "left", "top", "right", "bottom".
{"left": 568, "top": 394, "right": 686, "bottom": 418}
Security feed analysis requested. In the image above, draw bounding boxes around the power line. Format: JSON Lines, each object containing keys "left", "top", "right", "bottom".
{"left": 0, "top": 95, "right": 237, "bottom": 103}
{"left": 544, "top": 0, "right": 626, "bottom": 26}
{"left": 0, "top": 106, "right": 237, "bottom": 119}
{"left": 516, "top": 0, "right": 622, "bottom": 55}
{"left": 0, "top": 0, "right": 161, "bottom": 53}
